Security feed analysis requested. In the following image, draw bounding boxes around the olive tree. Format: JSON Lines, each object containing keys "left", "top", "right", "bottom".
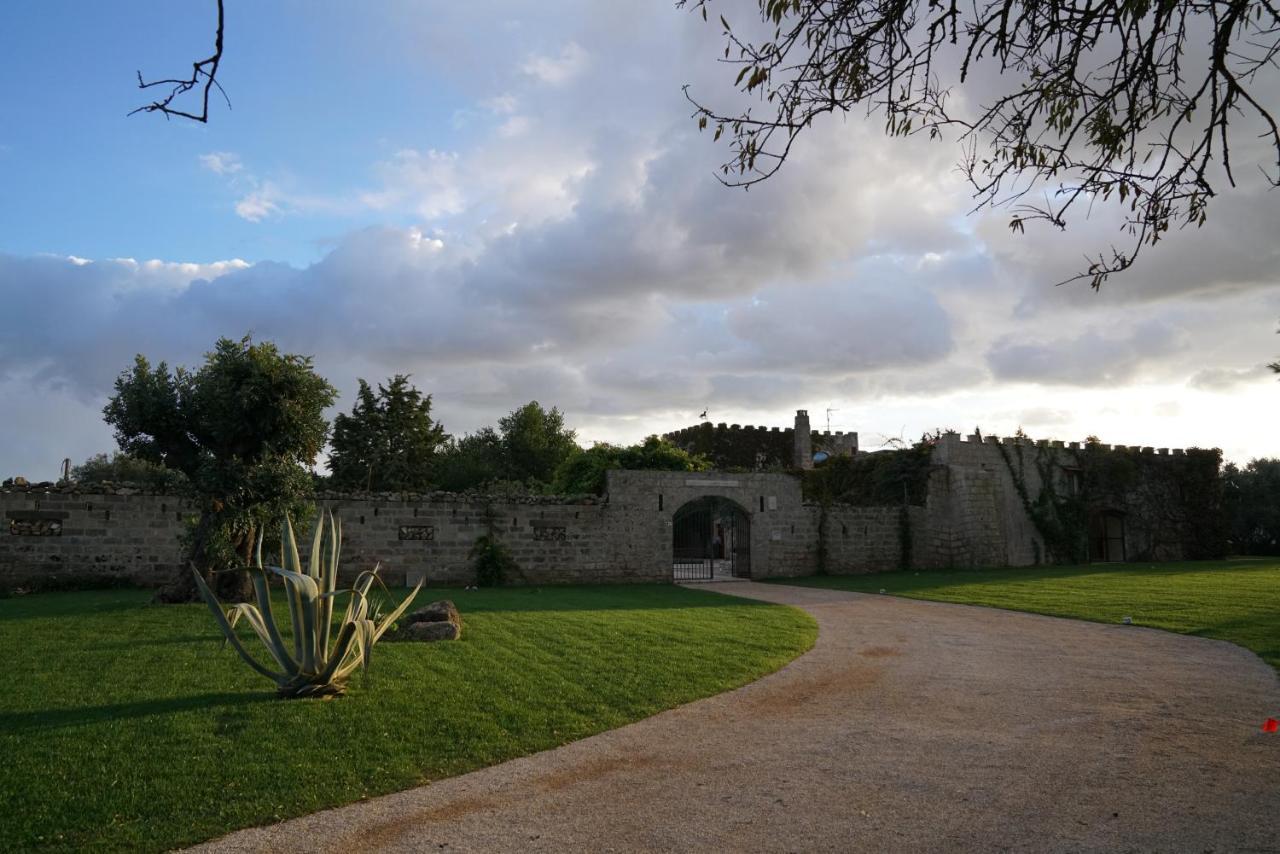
{"left": 104, "top": 336, "right": 336, "bottom": 602}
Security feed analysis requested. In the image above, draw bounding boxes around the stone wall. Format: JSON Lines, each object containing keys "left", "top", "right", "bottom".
{"left": 1, "top": 434, "right": 1219, "bottom": 590}
{"left": 1, "top": 488, "right": 195, "bottom": 589}
{"left": 0, "top": 486, "right": 659, "bottom": 590}
{"left": 928, "top": 432, "right": 1221, "bottom": 565}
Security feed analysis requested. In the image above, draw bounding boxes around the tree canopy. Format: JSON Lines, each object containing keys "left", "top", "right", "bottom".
{"left": 104, "top": 336, "right": 337, "bottom": 600}
{"left": 1222, "top": 458, "right": 1280, "bottom": 554}
{"left": 684, "top": 0, "right": 1280, "bottom": 288}
{"left": 551, "top": 436, "right": 712, "bottom": 495}
{"left": 497, "top": 401, "right": 580, "bottom": 485}
{"left": 327, "top": 375, "right": 449, "bottom": 491}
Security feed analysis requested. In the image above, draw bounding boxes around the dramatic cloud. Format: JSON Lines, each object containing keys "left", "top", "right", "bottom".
{"left": 1, "top": 1, "right": 1277, "bottom": 478}
{"left": 986, "top": 320, "right": 1190, "bottom": 386}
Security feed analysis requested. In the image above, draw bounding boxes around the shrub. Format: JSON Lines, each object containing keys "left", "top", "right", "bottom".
{"left": 469, "top": 534, "right": 518, "bottom": 587}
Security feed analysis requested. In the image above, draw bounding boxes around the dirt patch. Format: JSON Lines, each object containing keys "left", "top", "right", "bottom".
{"left": 859, "top": 645, "right": 902, "bottom": 658}
{"left": 536, "top": 753, "right": 663, "bottom": 792}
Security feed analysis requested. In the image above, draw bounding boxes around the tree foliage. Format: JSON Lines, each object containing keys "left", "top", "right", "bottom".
{"left": 552, "top": 436, "right": 712, "bottom": 495}
{"left": 684, "top": 0, "right": 1280, "bottom": 287}
{"left": 498, "top": 401, "right": 580, "bottom": 485}
{"left": 432, "top": 402, "right": 580, "bottom": 493}
{"left": 434, "top": 428, "right": 508, "bottom": 493}
{"left": 104, "top": 336, "right": 337, "bottom": 601}
{"left": 70, "top": 452, "right": 190, "bottom": 491}
{"left": 328, "top": 375, "right": 449, "bottom": 491}
{"left": 1223, "top": 458, "right": 1280, "bottom": 554}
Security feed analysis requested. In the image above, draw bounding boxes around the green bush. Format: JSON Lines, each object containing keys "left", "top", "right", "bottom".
{"left": 470, "top": 534, "right": 518, "bottom": 587}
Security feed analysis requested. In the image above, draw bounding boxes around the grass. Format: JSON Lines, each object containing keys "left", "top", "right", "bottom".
{"left": 0, "top": 584, "right": 815, "bottom": 852}
{"left": 772, "top": 558, "right": 1280, "bottom": 672}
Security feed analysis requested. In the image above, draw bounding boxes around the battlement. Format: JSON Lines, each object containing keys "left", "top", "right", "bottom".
{"left": 935, "top": 430, "right": 1203, "bottom": 457}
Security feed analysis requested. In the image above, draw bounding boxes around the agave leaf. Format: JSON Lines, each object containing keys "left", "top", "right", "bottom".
{"left": 191, "top": 567, "right": 284, "bottom": 683}
{"left": 224, "top": 602, "right": 280, "bottom": 663}
{"left": 247, "top": 567, "right": 298, "bottom": 674}
{"left": 373, "top": 579, "right": 423, "bottom": 642}
{"left": 315, "top": 512, "right": 335, "bottom": 655}
{"left": 283, "top": 515, "right": 302, "bottom": 575}
{"left": 314, "top": 621, "right": 358, "bottom": 685}
{"left": 335, "top": 617, "right": 377, "bottom": 681}
{"left": 264, "top": 565, "right": 321, "bottom": 600}
{"left": 266, "top": 563, "right": 321, "bottom": 667}
{"left": 308, "top": 510, "right": 324, "bottom": 582}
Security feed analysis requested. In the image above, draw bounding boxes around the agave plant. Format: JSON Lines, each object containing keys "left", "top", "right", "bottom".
{"left": 193, "top": 511, "right": 421, "bottom": 698}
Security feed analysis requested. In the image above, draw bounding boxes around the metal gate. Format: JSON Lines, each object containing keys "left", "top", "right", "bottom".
{"left": 672, "top": 497, "right": 750, "bottom": 581}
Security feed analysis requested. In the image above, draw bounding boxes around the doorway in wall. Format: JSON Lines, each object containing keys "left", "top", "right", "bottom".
{"left": 1089, "top": 510, "right": 1126, "bottom": 562}
{"left": 672, "top": 496, "right": 751, "bottom": 581}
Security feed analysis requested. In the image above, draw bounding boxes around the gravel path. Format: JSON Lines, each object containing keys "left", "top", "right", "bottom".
{"left": 191, "top": 582, "right": 1280, "bottom": 853}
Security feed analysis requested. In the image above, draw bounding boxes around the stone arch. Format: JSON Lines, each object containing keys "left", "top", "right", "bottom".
{"left": 671, "top": 495, "right": 752, "bottom": 581}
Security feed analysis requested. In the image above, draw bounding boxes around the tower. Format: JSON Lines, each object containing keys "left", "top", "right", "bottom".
{"left": 793, "top": 409, "right": 813, "bottom": 470}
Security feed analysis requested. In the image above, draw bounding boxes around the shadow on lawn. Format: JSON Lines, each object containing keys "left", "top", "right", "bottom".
{"left": 0, "top": 691, "right": 272, "bottom": 735}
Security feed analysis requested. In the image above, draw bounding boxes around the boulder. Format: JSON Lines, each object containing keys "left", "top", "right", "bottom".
{"left": 403, "top": 620, "right": 460, "bottom": 642}
{"left": 407, "top": 599, "right": 461, "bottom": 626}
{"left": 401, "top": 599, "right": 462, "bottom": 641}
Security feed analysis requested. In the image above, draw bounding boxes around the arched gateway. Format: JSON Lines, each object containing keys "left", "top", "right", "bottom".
{"left": 672, "top": 496, "right": 751, "bottom": 581}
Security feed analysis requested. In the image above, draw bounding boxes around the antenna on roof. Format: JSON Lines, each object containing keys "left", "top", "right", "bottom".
{"left": 825, "top": 406, "right": 838, "bottom": 433}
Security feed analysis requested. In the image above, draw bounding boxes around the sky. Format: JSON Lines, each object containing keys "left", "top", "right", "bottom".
{"left": 1, "top": 1, "right": 1277, "bottom": 480}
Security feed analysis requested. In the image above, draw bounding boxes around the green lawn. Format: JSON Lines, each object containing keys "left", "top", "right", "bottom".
{"left": 0, "top": 584, "right": 815, "bottom": 852}
{"left": 772, "top": 558, "right": 1280, "bottom": 671}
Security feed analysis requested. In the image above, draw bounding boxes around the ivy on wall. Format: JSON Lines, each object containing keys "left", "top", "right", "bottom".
{"left": 993, "top": 436, "right": 1225, "bottom": 564}
{"left": 800, "top": 444, "right": 934, "bottom": 506}
{"left": 663, "top": 423, "right": 794, "bottom": 470}
{"left": 802, "top": 442, "right": 935, "bottom": 573}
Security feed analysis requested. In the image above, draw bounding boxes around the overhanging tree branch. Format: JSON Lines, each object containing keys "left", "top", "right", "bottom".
{"left": 683, "top": 0, "right": 1280, "bottom": 289}
{"left": 129, "top": 0, "right": 229, "bottom": 123}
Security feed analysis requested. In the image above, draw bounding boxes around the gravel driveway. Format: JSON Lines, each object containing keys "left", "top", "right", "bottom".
{"left": 191, "top": 581, "right": 1280, "bottom": 853}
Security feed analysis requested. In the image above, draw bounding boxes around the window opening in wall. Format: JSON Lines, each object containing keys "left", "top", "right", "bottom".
{"left": 104, "top": 510, "right": 111, "bottom": 522}
{"left": 359, "top": 515, "right": 366, "bottom": 525}
{"left": 658, "top": 494, "right": 664, "bottom": 511}
{"left": 759, "top": 496, "right": 765, "bottom": 512}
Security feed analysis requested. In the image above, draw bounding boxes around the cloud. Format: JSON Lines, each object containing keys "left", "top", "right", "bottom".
{"left": 1189, "top": 365, "right": 1273, "bottom": 391}
{"left": 986, "top": 320, "right": 1189, "bottom": 386}
{"left": 4, "top": 0, "right": 1279, "bottom": 477}
{"left": 520, "top": 42, "right": 588, "bottom": 84}
{"left": 234, "top": 186, "right": 284, "bottom": 222}
{"left": 199, "top": 152, "right": 243, "bottom": 175}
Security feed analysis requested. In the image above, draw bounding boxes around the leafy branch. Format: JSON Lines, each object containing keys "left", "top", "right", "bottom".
{"left": 683, "top": 0, "right": 1280, "bottom": 288}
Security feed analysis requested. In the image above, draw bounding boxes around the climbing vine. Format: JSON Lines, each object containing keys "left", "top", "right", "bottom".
{"left": 993, "top": 438, "right": 1087, "bottom": 564}
{"left": 993, "top": 434, "right": 1224, "bottom": 564}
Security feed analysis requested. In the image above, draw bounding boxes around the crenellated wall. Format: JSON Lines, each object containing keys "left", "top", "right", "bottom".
{"left": 1, "top": 430, "right": 1220, "bottom": 590}
{"left": 663, "top": 414, "right": 858, "bottom": 471}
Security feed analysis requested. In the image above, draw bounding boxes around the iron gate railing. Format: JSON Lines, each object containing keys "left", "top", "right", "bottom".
{"left": 671, "top": 497, "right": 750, "bottom": 581}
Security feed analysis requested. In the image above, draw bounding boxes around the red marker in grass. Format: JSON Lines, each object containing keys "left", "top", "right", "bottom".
{"left": 1264, "top": 718, "right": 1278, "bottom": 733}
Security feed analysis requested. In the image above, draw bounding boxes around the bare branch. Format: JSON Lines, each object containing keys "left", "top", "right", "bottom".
{"left": 130, "top": 0, "right": 228, "bottom": 123}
